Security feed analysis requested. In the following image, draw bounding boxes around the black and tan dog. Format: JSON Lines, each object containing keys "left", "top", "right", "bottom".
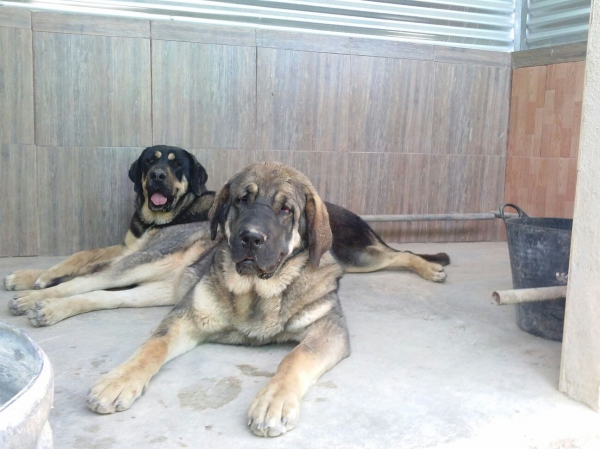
{"left": 4, "top": 146, "right": 215, "bottom": 292}
{"left": 86, "top": 162, "right": 351, "bottom": 437}
{"left": 5, "top": 146, "right": 449, "bottom": 326}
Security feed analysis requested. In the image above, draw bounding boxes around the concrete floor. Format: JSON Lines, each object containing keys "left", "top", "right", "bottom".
{"left": 1, "top": 242, "right": 600, "bottom": 449}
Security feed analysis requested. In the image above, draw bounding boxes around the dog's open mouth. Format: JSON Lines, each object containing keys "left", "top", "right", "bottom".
{"left": 148, "top": 191, "right": 175, "bottom": 211}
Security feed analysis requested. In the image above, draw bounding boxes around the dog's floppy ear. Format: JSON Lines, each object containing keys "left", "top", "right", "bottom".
{"left": 304, "top": 187, "right": 332, "bottom": 267}
{"left": 128, "top": 156, "right": 143, "bottom": 195}
{"left": 186, "top": 151, "right": 208, "bottom": 195}
{"left": 209, "top": 183, "right": 231, "bottom": 240}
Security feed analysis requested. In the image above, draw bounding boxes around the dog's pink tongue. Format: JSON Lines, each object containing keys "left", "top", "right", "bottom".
{"left": 151, "top": 193, "right": 168, "bottom": 205}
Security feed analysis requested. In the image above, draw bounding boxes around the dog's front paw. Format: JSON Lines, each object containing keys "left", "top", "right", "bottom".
{"left": 247, "top": 381, "right": 300, "bottom": 437}
{"left": 3, "top": 270, "right": 44, "bottom": 291}
{"left": 26, "top": 300, "right": 67, "bottom": 327}
{"left": 3, "top": 274, "right": 17, "bottom": 291}
{"left": 86, "top": 370, "right": 148, "bottom": 414}
{"left": 419, "top": 262, "right": 446, "bottom": 283}
{"left": 8, "top": 291, "right": 44, "bottom": 315}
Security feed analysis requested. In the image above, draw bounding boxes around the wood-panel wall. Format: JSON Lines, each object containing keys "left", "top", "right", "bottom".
{"left": 1, "top": 7, "right": 512, "bottom": 256}
{"left": 505, "top": 57, "right": 585, "bottom": 219}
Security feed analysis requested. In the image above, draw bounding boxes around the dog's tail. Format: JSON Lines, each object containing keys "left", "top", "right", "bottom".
{"left": 408, "top": 251, "right": 451, "bottom": 266}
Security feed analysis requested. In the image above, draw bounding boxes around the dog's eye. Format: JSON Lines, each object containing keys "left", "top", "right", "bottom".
{"left": 148, "top": 158, "right": 155, "bottom": 164}
{"left": 237, "top": 195, "right": 248, "bottom": 204}
{"left": 281, "top": 206, "right": 291, "bottom": 215}
{"left": 171, "top": 160, "right": 180, "bottom": 167}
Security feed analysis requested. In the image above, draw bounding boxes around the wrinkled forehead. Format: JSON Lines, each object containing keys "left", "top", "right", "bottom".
{"left": 232, "top": 164, "right": 308, "bottom": 204}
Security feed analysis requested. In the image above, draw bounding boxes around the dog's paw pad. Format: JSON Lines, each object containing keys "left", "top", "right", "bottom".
{"left": 8, "top": 301, "right": 25, "bottom": 316}
{"left": 26, "top": 302, "right": 58, "bottom": 327}
{"left": 8, "top": 297, "right": 28, "bottom": 315}
{"left": 421, "top": 263, "right": 446, "bottom": 282}
{"left": 34, "top": 277, "right": 50, "bottom": 290}
{"left": 8, "top": 292, "right": 43, "bottom": 315}
{"left": 430, "top": 270, "right": 447, "bottom": 282}
{"left": 3, "top": 274, "right": 17, "bottom": 291}
{"left": 87, "top": 374, "right": 146, "bottom": 415}
{"left": 3, "top": 270, "right": 43, "bottom": 291}
{"left": 248, "top": 383, "right": 300, "bottom": 437}
{"left": 27, "top": 309, "right": 43, "bottom": 327}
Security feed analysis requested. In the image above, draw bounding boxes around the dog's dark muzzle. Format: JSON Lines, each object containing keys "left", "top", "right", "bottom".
{"left": 231, "top": 204, "right": 287, "bottom": 278}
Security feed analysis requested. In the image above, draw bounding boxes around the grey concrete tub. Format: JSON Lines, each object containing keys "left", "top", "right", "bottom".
{"left": 0, "top": 321, "right": 53, "bottom": 449}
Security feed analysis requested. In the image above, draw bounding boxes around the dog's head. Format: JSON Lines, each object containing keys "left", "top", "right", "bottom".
{"left": 209, "top": 162, "right": 332, "bottom": 279}
{"left": 128, "top": 146, "right": 208, "bottom": 213}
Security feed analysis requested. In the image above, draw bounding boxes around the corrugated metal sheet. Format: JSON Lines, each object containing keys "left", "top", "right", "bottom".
{"left": 5, "top": 0, "right": 590, "bottom": 51}
{"left": 3, "top": 0, "right": 516, "bottom": 51}
{"left": 525, "top": 0, "right": 590, "bottom": 49}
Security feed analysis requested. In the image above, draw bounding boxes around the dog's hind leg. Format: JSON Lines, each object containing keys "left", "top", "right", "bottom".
{"left": 4, "top": 270, "right": 44, "bottom": 291}
{"left": 3, "top": 245, "right": 125, "bottom": 291}
{"left": 32, "top": 245, "right": 125, "bottom": 289}
{"left": 8, "top": 249, "right": 195, "bottom": 314}
{"left": 326, "top": 201, "right": 449, "bottom": 281}
{"left": 340, "top": 241, "right": 448, "bottom": 282}
{"left": 26, "top": 281, "right": 176, "bottom": 327}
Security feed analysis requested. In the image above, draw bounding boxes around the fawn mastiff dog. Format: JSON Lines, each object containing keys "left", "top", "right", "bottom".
{"left": 85, "top": 162, "right": 350, "bottom": 436}
{"left": 5, "top": 146, "right": 449, "bottom": 327}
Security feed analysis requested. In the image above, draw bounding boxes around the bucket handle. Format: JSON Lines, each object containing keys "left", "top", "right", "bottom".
{"left": 499, "top": 203, "right": 528, "bottom": 220}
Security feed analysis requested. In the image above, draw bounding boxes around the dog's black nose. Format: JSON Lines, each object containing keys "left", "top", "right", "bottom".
{"left": 240, "top": 229, "right": 266, "bottom": 249}
{"left": 149, "top": 169, "right": 167, "bottom": 182}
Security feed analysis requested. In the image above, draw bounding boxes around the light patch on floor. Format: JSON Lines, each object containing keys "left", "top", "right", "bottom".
{"left": 177, "top": 377, "right": 242, "bottom": 411}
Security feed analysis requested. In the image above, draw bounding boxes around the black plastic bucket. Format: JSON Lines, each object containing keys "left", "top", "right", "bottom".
{"left": 500, "top": 204, "right": 572, "bottom": 341}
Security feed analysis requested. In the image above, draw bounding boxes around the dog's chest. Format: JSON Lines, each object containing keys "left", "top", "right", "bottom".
{"left": 231, "top": 291, "right": 284, "bottom": 339}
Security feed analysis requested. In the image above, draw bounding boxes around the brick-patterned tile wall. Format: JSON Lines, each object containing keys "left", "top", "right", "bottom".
{"left": 505, "top": 61, "right": 585, "bottom": 219}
